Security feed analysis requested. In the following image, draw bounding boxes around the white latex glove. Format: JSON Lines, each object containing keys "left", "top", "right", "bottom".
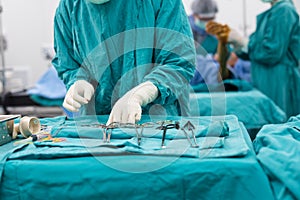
{"left": 228, "top": 28, "right": 248, "bottom": 52}
{"left": 106, "top": 81, "right": 158, "bottom": 125}
{"left": 63, "top": 80, "right": 95, "bottom": 112}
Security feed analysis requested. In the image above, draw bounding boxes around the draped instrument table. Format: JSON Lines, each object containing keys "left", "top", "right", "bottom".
{"left": 0, "top": 115, "right": 274, "bottom": 200}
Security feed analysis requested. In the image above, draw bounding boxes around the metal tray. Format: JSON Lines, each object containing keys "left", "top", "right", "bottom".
{"left": 0, "top": 115, "right": 21, "bottom": 146}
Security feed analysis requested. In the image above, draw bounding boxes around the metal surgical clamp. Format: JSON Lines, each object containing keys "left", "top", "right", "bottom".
{"left": 293, "top": 126, "right": 300, "bottom": 132}
{"left": 181, "top": 121, "right": 199, "bottom": 148}
{"left": 102, "top": 122, "right": 153, "bottom": 145}
{"left": 157, "top": 121, "right": 180, "bottom": 149}
{"left": 103, "top": 122, "right": 120, "bottom": 143}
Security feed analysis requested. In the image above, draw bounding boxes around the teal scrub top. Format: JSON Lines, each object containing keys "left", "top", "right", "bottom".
{"left": 188, "top": 16, "right": 218, "bottom": 55}
{"left": 52, "top": 0, "right": 196, "bottom": 116}
{"left": 196, "top": 35, "right": 218, "bottom": 55}
{"left": 248, "top": 0, "right": 300, "bottom": 117}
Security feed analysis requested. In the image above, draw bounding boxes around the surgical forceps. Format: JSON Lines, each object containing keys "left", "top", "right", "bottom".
{"left": 102, "top": 122, "right": 122, "bottom": 143}
{"left": 103, "top": 122, "right": 156, "bottom": 144}
{"left": 293, "top": 126, "right": 300, "bottom": 132}
{"left": 133, "top": 122, "right": 156, "bottom": 146}
{"left": 181, "top": 121, "right": 199, "bottom": 148}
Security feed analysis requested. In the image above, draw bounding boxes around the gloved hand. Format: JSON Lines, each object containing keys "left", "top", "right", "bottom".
{"left": 63, "top": 80, "right": 95, "bottom": 112}
{"left": 228, "top": 28, "right": 248, "bottom": 52}
{"left": 106, "top": 81, "right": 158, "bottom": 125}
{"left": 206, "top": 21, "right": 231, "bottom": 43}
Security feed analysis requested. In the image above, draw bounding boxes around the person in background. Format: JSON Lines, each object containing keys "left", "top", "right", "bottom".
{"left": 227, "top": 52, "right": 251, "bottom": 83}
{"left": 52, "top": 0, "right": 196, "bottom": 124}
{"left": 189, "top": 0, "right": 219, "bottom": 54}
{"left": 189, "top": 0, "right": 251, "bottom": 85}
{"left": 247, "top": 0, "right": 300, "bottom": 117}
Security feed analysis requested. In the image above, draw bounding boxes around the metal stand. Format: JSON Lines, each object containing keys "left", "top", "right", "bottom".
{"left": 0, "top": 1, "right": 7, "bottom": 111}
{"left": 242, "top": 0, "right": 248, "bottom": 37}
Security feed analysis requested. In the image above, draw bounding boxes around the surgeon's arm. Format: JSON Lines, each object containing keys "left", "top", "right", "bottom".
{"left": 143, "top": 0, "right": 196, "bottom": 116}
{"left": 52, "top": 0, "right": 83, "bottom": 89}
{"left": 206, "top": 21, "right": 231, "bottom": 81}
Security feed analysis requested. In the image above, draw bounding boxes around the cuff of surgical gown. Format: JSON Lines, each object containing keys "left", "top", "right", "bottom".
{"left": 149, "top": 82, "right": 173, "bottom": 106}
{"left": 75, "top": 68, "right": 99, "bottom": 90}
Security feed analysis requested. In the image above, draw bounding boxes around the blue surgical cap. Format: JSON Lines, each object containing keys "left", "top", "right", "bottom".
{"left": 191, "top": 0, "right": 218, "bottom": 18}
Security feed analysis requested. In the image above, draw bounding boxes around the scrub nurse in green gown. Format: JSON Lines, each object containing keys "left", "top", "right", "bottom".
{"left": 52, "top": 0, "right": 196, "bottom": 124}
{"left": 248, "top": 0, "right": 300, "bottom": 117}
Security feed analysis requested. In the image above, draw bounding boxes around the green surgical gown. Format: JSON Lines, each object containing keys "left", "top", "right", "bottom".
{"left": 248, "top": 0, "right": 300, "bottom": 117}
{"left": 195, "top": 35, "right": 218, "bottom": 55}
{"left": 52, "top": 0, "right": 196, "bottom": 116}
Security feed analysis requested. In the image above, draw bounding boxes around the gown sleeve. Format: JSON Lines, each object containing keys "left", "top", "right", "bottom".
{"left": 143, "top": 0, "right": 196, "bottom": 114}
{"left": 248, "top": 3, "right": 298, "bottom": 65}
{"left": 52, "top": 0, "right": 86, "bottom": 89}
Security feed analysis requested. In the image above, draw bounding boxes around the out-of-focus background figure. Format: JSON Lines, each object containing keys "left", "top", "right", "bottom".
{"left": 195, "top": 0, "right": 300, "bottom": 117}
{"left": 189, "top": 0, "right": 252, "bottom": 87}
{"left": 189, "top": 0, "right": 219, "bottom": 54}
{"left": 247, "top": 0, "right": 300, "bottom": 117}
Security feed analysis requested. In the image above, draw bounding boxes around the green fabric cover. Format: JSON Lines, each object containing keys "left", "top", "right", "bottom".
{"left": 0, "top": 115, "right": 274, "bottom": 199}
{"left": 191, "top": 79, "right": 253, "bottom": 93}
{"left": 29, "top": 94, "right": 64, "bottom": 107}
{"left": 189, "top": 89, "right": 287, "bottom": 129}
{"left": 253, "top": 114, "right": 300, "bottom": 200}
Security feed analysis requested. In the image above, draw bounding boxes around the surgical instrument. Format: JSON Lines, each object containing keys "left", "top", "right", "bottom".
{"left": 156, "top": 121, "right": 180, "bottom": 149}
{"left": 181, "top": 121, "right": 199, "bottom": 148}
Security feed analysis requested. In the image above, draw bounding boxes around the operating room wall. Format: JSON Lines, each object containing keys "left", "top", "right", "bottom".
{"left": 1, "top": 0, "right": 60, "bottom": 89}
